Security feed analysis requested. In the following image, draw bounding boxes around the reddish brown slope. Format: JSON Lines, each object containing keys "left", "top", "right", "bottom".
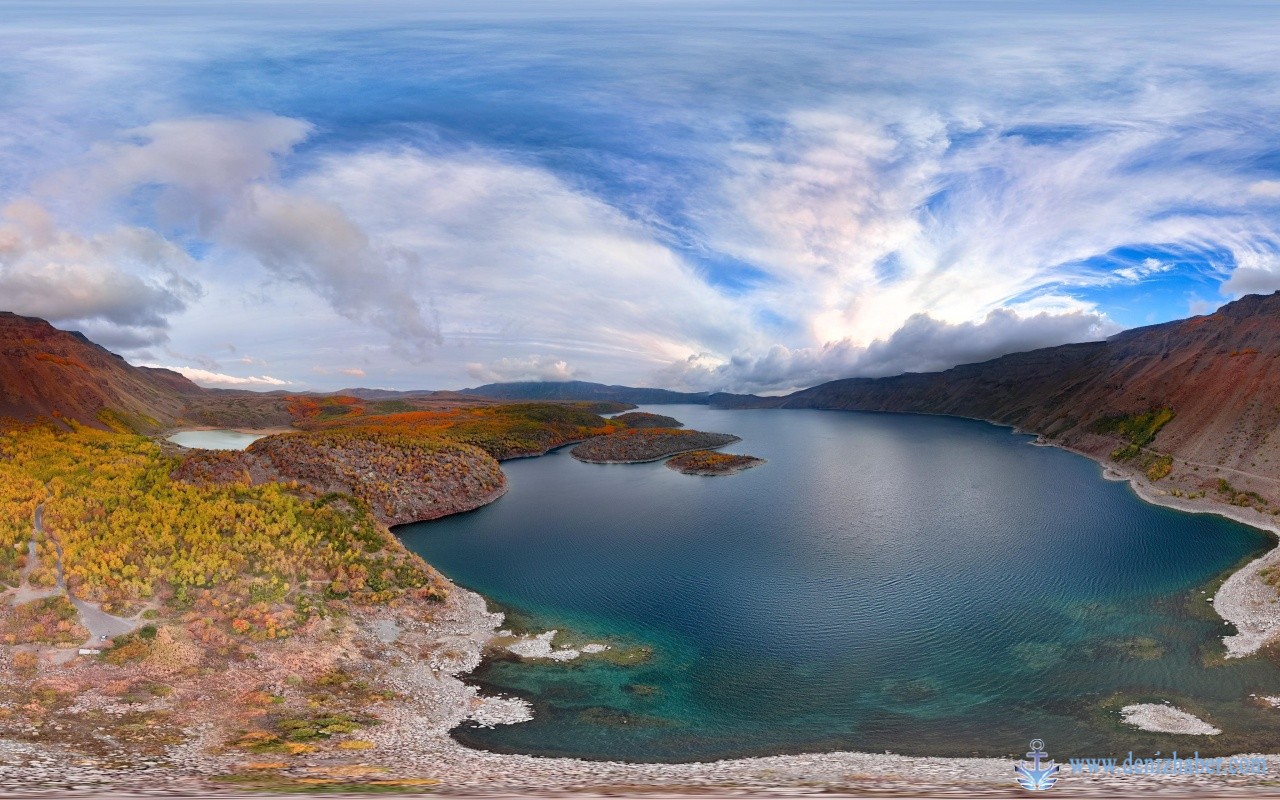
{"left": 0, "top": 312, "right": 201, "bottom": 430}
{"left": 775, "top": 291, "right": 1280, "bottom": 500}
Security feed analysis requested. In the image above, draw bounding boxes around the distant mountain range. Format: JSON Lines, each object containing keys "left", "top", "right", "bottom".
{"left": 462, "top": 380, "right": 711, "bottom": 405}
{"left": 0, "top": 314, "right": 712, "bottom": 431}
{"left": 5, "top": 292, "right": 1280, "bottom": 504}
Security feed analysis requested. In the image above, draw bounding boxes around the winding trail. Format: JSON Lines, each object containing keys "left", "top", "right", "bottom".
{"left": 30, "top": 503, "right": 139, "bottom": 644}
{"left": 1138, "top": 444, "right": 1280, "bottom": 486}
{"left": 6, "top": 506, "right": 59, "bottom": 607}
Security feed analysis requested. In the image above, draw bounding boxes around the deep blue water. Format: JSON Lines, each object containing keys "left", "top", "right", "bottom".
{"left": 396, "top": 406, "right": 1280, "bottom": 762}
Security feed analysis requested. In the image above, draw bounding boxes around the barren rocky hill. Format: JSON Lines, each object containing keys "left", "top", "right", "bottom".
{"left": 0, "top": 312, "right": 202, "bottom": 431}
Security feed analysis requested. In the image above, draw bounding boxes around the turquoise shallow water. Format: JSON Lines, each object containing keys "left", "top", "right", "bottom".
{"left": 396, "top": 406, "right": 1280, "bottom": 762}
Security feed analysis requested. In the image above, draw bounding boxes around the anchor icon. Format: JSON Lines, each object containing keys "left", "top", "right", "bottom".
{"left": 1015, "top": 739, "right": 1060, "bottom": 791}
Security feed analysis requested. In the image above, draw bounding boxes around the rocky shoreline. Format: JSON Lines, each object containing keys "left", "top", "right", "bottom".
{"left": 10, "top": 414, "right": 1280, "bottom": 794}
{"left": 5, "top": 576, "right": 1280, "bottom": 795}
{"left": 988, "top": 414, "right": 1280, "bottom": 659}
{"left": 273, "top": 582, "right": 1280, "bottom": 795}
{"left": 1088, "top": 450, "right": 1280, "bottom": 658}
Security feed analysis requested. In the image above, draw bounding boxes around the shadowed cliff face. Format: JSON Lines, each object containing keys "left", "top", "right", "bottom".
{"left": 0, "top": 312, "right": 201, "bottom": 431}
{"left": 769, "top": 291, "right": 1280, "bottom": 498}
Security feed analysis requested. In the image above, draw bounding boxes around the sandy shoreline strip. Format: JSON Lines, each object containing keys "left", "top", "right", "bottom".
{"left": 165, "top": 425, "right": 295, "bottom": 436}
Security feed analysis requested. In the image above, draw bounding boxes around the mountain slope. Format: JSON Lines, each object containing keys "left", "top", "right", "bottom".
{"left": 0, "top": 312, "right": 201, "bottom": 430}
{"left": 767, "top": 291, "right": 1280, "bottom": 500}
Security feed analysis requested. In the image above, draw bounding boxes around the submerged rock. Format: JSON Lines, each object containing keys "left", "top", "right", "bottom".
{"left": 1120, "top": 703, "right": 1220, "bottom": 735}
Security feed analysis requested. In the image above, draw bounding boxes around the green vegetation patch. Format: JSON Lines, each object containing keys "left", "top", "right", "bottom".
{"left": 614, "top": 411, "right": 683, "bottom": 429}
{"left": 1093, "top": 407, "right": 1175, "bottom": 461}
{"left": 1146, "top": 454, "right": 1173, "bottom": 481}
{"left": 369, "top": 400, "right": 415, "bottom": 414}
{"left": 233, "top": 711, "right": 380, "bottom": 753}
{"left": 96, "top": 407, "right": 161, "bottom": 435}
{"left": 1218, "top": 478, "right": 1270, "bottom": 511}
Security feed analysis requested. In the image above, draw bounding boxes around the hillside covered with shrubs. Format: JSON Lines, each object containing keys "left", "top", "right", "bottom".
{"left": 571, "top": 428, "right": 740, "bottom": 463}
{"left": 0, "top": 423, "right": 446, "bottom": 641}
{"left": 174, "top": 403, "right": 618, "bottom": 526}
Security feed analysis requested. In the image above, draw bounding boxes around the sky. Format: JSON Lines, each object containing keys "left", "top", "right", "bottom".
{"left": 2, "top": 1, "right": 1280, "bottom": 394}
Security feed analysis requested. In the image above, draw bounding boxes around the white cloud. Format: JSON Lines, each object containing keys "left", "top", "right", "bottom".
{"left": 1114, "top": 258, "right": 1173, "bottom": 283}
{"left": 1187, "top": 297, "right": 1222, "bottom": 317}
{"left": 659, "top": 308, "right": 1117, "bottom": 393}
{"left": 299, "top": 148, "right": 751, "bottom": 367}
{"left": 467, "top": 355, "right": 583, "bottom": 384}
{"left": 702, "top": 101, "right": 1276, "bottom": 359}
{"left": 1220, "top": 249, "right": 1280, "bottom": 297}
{"left": 221, "top": 183, "right": 438, "bottom": 350}
{"left": 143, "top": 364, "right": 291, "bottom": 387}
{"left": 0, "top": 199, "right": 198, "bottom": 344}
{"left": 63, "top": 116, "right": 312, "bottom": 232}
{"left": 41, "top": 116, "right": 440, "bottom": 351}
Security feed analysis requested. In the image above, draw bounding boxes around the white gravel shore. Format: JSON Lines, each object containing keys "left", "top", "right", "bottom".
{"left": 1096, "top": 462, "right": 1280, "bottom": 657}
{"left": 331, "top": 582, "right": 1280, "bottom": 795}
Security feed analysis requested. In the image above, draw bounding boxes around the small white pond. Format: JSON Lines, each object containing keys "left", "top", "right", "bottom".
{"left": 167, "top": 430, "right": 267, "bottom": 450}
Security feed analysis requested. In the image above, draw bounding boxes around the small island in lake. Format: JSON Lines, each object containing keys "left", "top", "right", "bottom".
{"left": 613, "top": 411, "right": 684, "bottom": 428}
{"left": 667, "top": 449, "right": 765, "bottom": 476}
{"left": 571, "top": 428, "right": 740, "bottom": 463}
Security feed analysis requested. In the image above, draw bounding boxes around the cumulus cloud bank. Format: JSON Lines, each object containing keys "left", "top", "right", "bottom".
{"left": 0, "top": 200, "right": 198, "bottom": 345}
{"left": 63, "top": 117, "right": 440, "bottom": 352}
{"left": 661, "top": 309, "right": 1117, "bottom": 393}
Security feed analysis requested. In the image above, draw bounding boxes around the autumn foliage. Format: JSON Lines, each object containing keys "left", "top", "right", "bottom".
{"left": 0, "top": 595, "right": 88, "bottom": 645}
{"left": 0, "top": 423, "right": 445, "bottom": 633}
{"left": 571, "top": 428, "right": 740, "bottom": 463}
{"left": 665, "top": 450, "right": 765, "bottom": 476}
